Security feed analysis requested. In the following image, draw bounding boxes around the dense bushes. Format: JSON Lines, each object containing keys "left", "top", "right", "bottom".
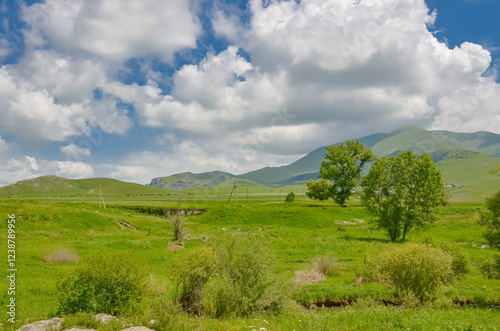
{"left": 57, "top": 253, "right": 151, "bottom": 315}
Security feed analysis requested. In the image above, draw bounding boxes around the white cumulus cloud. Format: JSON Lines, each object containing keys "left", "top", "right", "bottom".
{"left": 21, "top": 0, "right": 201, "bottom": 63}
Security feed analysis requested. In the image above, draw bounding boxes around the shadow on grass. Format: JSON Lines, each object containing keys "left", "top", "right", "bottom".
{"left": 342, "top": 235, "right": 391, "bottom": 243}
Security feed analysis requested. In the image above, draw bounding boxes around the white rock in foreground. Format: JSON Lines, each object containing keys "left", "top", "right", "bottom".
{"left": 16, "top": 318, "right": 63, "bottom": 331}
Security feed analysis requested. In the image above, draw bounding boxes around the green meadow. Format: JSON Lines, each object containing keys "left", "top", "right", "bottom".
{"left": 1, "top": 191, "right": 500, "bottom": 330}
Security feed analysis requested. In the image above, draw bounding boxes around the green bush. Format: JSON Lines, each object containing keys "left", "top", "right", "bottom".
{"left": 480, "top": 254, "right": 500, "bottom": 279}
{"left": 417, "top": 237, "right": 472, "bottom": 278}
{"left": 378, "top": 243, "right": 453, "bottom": 302}
{"left": 57, "top": 253, "right": 151, "bottom": 315}
{"left": 285, "top": 192, "right": 295, "bottom": 202}
{"left": 174, "top": 247, "right": 218, "bottom": 316}
{"left": 479, "top": 191, "right": 500, "bottom": 248}
{"left": 210, "top": 234, "right": 283, "bottom": 317}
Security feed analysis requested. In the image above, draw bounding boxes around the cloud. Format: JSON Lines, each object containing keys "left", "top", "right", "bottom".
{"left": 54, "top": 160, "right": 93, "bottom": 178}
{"left": 60, "top": 143, "right": 91, "bottom": 159}
{"left": 21, "top": 0, "right": 201, "bottom": 63}
{"left": 0, "top": 38, "right": 9, "bottom": 59}
{"left": 0, "top": 50, "right": 133, "bottom": 145}
{"left": 211, "top": 0, "right": 500, "bottom": 144}
{"left": 0, "top": 137, "right": 8, "bottom": 154}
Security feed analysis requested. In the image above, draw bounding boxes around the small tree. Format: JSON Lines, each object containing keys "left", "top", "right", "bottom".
{"left": 479, "top": 190, "right": 500, "bottom": 248}
{"left": 169, "top": 199, "right": 183, "bottom": 241}
{"left": 362, "top": 151, "right": 443, "bottom": 242}
{"left": 320, "top": 140, "right": 374, "bottom": 207}
{"left": 306, "top": 179, "right": 332, "bottom": 201}
{"left": 285, "top": 191, "right": 295, "bottom": 202}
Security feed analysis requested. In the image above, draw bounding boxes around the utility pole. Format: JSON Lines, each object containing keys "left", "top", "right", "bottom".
{"left": 98, "top": 181, "right": 106, "bottom": 210}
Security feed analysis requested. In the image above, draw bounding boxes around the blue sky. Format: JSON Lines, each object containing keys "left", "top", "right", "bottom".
{"left": 0, "top": 0, "right": 499, "bottom": 185}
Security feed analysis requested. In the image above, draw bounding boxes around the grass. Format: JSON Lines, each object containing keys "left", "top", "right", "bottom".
{"left": 1, "top": 199, "right": 500, "bottom": 329}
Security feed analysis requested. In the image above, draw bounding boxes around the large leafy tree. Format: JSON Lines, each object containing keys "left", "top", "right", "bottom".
{"left": 319, "top": 140, "right": 374, "bottom": 207}
{"left": 362, "top": 151, "right": 443, "bottom": 243}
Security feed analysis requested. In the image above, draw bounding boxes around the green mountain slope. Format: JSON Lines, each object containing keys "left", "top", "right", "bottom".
{"left": 437, "top": 154, "right": 500, "bottom": 198}
{"left": 0, "top": 176, "right": 167, "bottom": 198}
{"left": 148, "top": 171, "right": 235, "bottom": 189}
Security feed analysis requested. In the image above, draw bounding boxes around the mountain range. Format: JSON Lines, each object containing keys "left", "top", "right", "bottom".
{"left": 146, "top": 126, "right": 500, "bottom": 196}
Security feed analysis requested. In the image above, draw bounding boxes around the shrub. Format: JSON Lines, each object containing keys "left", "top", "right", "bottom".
{"left": 174, "top": 247, "right": 218, "bottom": 316}
{"left": 44, "top": 248, "right": 78, "bottom": 264}
{"left": 479, "top": 191, "right": 500, "bottom": 248}
{"left": 285, "top": 192, "right": 295, "bottom": 202}
{"left": 378, "top": 243, "right": 453, "bottom": 302}
{"left": 480, "top": 254, "right": 500, "bottom": 279}
{"left": 210, "top": 234, "right": 282, "bottom": 317}
{"left": 417, "top": 237, "right": 472, "bottom": 278}
{"left": 57, "top": 253, "right": 151, "bottom": 316}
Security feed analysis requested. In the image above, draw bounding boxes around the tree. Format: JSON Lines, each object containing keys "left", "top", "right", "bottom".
{"left": 479, "top": 190, "right": 500, "bottom": 248}
{"left": 285, "top": 191, "right": 295, "bottom": 202}
{"left": 306, "top": 179, "right": 332, "bottom": 200}
{"left": 362, "top": 151, "right": 443, "bottom": 243}
{"left": 319, "top": 140, "right": 374, "bottom": 207}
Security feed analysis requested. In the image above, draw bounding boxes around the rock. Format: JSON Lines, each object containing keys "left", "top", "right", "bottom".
{"left": 17, "top": 318, "right": 63, "bottom": 331}
{"left": 94, "top": 314, "right": 117, "bottom": 324}
{"left": 120, "top": 327, "right": 156, "bottom": 331}
{"left": 63, "top": 329, "right": 98, "bottom": 331}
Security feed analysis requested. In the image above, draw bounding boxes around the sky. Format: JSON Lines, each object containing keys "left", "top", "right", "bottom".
{"left": 0, "top": 0, "right": 499, "bottom": 186}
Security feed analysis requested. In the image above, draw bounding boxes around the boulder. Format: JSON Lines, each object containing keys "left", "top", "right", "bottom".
{"left": 16, "top": 318, "right": 63, "bottom": 331}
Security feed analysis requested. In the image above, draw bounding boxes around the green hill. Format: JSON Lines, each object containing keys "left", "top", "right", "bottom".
{"left": 148, "top": 171, "right": 235, "bottom": 189}
{"left": 0, "top": 176, "right": 168, "bottom": 198}
{"left": 437, "top": 153, "right": 500, "bottom": 198}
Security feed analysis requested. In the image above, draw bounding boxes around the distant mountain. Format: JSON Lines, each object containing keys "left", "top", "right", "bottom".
{"left": 148, "top": 125, "right": 500, "bottom": 189}
{"left": 148, "top": 171, "right": 236, "bottom": 190}
{"left": 0, "top": 176, "right": 167, "bottom": 198}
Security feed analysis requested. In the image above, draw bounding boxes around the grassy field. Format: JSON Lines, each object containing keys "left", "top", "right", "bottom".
{"left": 1, "top": 194, "right": 500, "bottom": 330}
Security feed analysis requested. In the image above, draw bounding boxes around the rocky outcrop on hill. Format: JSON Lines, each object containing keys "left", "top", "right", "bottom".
{"left": 148, "top": 177, "right": 169, "bottom": 189}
